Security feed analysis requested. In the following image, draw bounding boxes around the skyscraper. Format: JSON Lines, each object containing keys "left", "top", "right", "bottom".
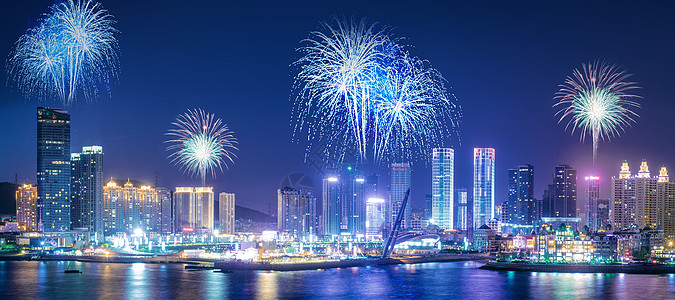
{"left": 553, "top": 164, "right": 577, "bottom": 218}
{"left": 103, "top": 179, "right": 161, "bottom": 235}
{"left": 454, "top": 188, "right": 468, "bottom": 231}
{"left": 584, "top": 176, "right": 604, "bottom": 232}
{"left": 432, "top": 148, "right": 454, "bottom": 230}
{"left": 473, "top": 148, "right": 495, "bottom": 229}
{"left": 340, "top": 166, "right": 366, "bottom": 236}
{"left": 506, "top": 164, "right": 534, "bottom": 225}
{"left": 366, "top": 197, "right": 385, "bottom": 239}
{"left": 322, "top": 177, "right": 340, "bottom": 236}
{"left": 278, "top": 187, "right": 305, "bottom": 236}
{"left": 219, "top": 192, "right": 235, "bottom": 235}
{"left": 174, "top": 187, "right": 214, "bottom": 233}
{"left": 37, "top": 107, "right": 71, "bottom": 231}
{"left": 279, "top": 173, "right": 317, "bottom": 237}
{"left": 70, "top": 146, "right": 103, "bottom": 234}
{"left": 16, "top": 181, "right": 38, "bottom": 231}
{"left": 157, "top": 187, "right": 172, "bottom": 235}
{"left": 390, "top": 163, "right": 412, "bottom": 229}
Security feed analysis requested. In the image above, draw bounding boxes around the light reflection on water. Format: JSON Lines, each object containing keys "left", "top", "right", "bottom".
{"left": 1, "top": 261, "right": 675, "bottom": 298}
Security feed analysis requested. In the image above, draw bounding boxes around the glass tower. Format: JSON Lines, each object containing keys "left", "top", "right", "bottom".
{"left": 322, "top": 177, "right": 340, "bottom": 236}
{"left": 473, "top": 148, "right": 495, "bottom": 230}
{"left": 70, "top": 146, "right": 104, "bottom": 235}
{"left": 219, "top": 192, "right": 235, "bottom": 235}
{"left": 390, "top": 163, "right": 411, "bottom": 229}
{"left": 37, "top": 107, "right": 71, "bottom": 232}
{"left": 432, "top": 148, "right": 454, "bottom": 230}
{"left": 507, "top": 164, "right": 535, "bottom": 225}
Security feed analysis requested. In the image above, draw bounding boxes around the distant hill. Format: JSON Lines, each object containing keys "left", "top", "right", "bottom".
{"left": 0, "top": 182, "right": 18, "bottom": 215}
{"left": 235, "top": 205, "right": 275, "bottom": 223}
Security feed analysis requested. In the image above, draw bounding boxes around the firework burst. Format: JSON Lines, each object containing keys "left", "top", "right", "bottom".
{"left": 292, "top": 18, "right": 461, "bottom": 165}
{"left": 7, "top": 0, "right": 119, "bottom": 106}
{"left": 554, "top": 61, "right": 641, "bottom": 163}
{"left": 166, "top": 109, "right": 238, "bottom": 186}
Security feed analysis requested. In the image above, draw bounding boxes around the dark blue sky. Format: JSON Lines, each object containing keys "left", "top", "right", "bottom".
{"left": 1, "top": 0, "right": 674, "bottom": 213}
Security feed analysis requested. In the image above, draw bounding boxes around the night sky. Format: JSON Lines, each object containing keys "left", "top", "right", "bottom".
{"left": 1, "top": 1, "right": 674, "bottom": 213}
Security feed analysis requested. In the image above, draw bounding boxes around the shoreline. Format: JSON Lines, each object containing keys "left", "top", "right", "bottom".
{"left": 215, "top": 254, "right": 490, "bottom": 272}
{"left": 0, "top": 253, "right": 489, "bottom": 270}
{"left": 480, "top": 261, "right": 675, "bottom": 274}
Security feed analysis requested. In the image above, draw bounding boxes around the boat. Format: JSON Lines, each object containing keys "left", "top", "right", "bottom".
{"left": 64, "top": 270, "right": 82, "bottom": 274}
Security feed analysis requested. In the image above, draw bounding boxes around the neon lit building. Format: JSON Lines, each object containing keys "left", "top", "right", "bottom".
{"left": 103, "top": 179, "right": 161, "bottom": 235}
{"left": 174, "top": 187, "right": 214, "bottom": 233}
{"left": 16, "top": 181, "right": 38, "bottom": 231}
{"left": 37, "top": 107, "right": 71, "bottom": 231}
{"left": 432, "top": 148, "right": 454, "bottom": 230}
{"left": 473, "top": 148, "right": 495, "bottom": 229}
{"left": 70, "top": 146, "right": 103, "bottom": 234}
{"left": 584, "top": 176, "right": 608, "bottom": 232}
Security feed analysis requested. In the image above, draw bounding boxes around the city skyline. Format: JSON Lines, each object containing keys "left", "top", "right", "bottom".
{"left": 2, "top": 1, "right": 675, "bottom": 214}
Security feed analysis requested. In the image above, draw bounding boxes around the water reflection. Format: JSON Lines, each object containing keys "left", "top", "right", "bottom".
{"left": 1, "top": 261, "right": 675, "bottom": 298}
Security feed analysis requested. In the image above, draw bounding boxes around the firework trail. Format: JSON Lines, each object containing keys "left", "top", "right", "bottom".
{"left": 166, "top": 109, "right": 238, "bottom": 186}
{"left": 554, "top": 61, "right": 641, "bottom": 163}
{"left": 292, "top": 18, "right": 461, "bottom": 165}
{"left": 7, "top": 0, "right": 119, "bottom": 106}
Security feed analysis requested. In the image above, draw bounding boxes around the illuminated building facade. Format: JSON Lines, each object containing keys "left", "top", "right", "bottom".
{"left": 278, "top": 187, "right": 306, "bottom": 236}
{"left": 545, "top": 164, "right": 577, "bottom": 218}
{"left": 454, "top": 188, "right": 468, "bottom": 231}
{"left": 506, "top": 164, "right": 535, "bottom": 225}
{"left": 536, "top": 223, "right": 618, "bottom": 263}
{"left": 103, "top": 179, "right": 161, "bottom": 235}
{"left": 16, "top": 182, "right": 38, "bottom": 231}
{"left": 219, "top": 192, "right": 235, "bottom": 235}
{"left": 390, "top": 163, "right": 412, "bottom": 229}
{"left": 37, "top": 107, "right": 71, "bottom": 231}
{"left": 70, "top": 146, "right": 103, "bottom": 234}
{"left": 584, "top": 176, "right": 609, "bottom": 232}
{"left": 322, "top": 177, "right": 340, "bottom": 236}
{"left": 473, "top": 148, "right": 495, "bottom": 229}
{"left": 432, "top": 148, "right": 454, "bottom": 230}
{"left": 366, "top": 198, "right": 385, "bottom": 238}
{"left": 612, "top": 161, "right": 675, "bottom": 242}
{"left": 174, "top": 187, "right": 214, "bottom": 232}
{"left": 337, "top": 166, "right": 366, "bottom": 236}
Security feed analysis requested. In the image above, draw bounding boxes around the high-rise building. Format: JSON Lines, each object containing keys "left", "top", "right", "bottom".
{"left": 366, "top": 197, "right": 385, "bottom": 239}
{"left": 37, "top": 107, "right": 71, "bottom": 232}
{"left": 219, "top": 192, "right": 235, "bottom": 235}
{"left": 16, "top": 181, "right": 38, "bottom": 231}
{"left": 322, "top": 177, "right": 340, "bottom": 236}
{"left": 278, "top": 187, "right": 305, "bottom": 236}
{"left": 70, "top": 146, "right": 103, "bottom": 234}
{"left": 454, "top": 188, "right": 468, "bottom": 231}
{"left": 157, "top": 187, "right": 172, "bottom": 234}
{"left": 611, "top": 160, "right": 673, "bottom": 233}
{"left": 432, "top": 148, "right": 454, "bottom": 230}
{"left": 340, "top": 166, "right": 366, "bottom": 236}
{"left": 552, "top": 164, "right": 577, "bottom": 218}
{"left": 103, "top": 179, "right": 161, "bottom": 235}
{"left": 279, "top": 173, "right": 317, "bottom": 238}
{"left": 584, "top": 176, "right": 606, "bottom": 232}
{"left": 390, "top": 163, "right": 412, "bottom": 229}
{"left": 473, "top": 148, "right": 495, "bottom": 229}
{"left": 506, "top": 164, "right": 535, "bottom": 225}
{"left": 174, "top": 187, "right": 214, "bottom": 233}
